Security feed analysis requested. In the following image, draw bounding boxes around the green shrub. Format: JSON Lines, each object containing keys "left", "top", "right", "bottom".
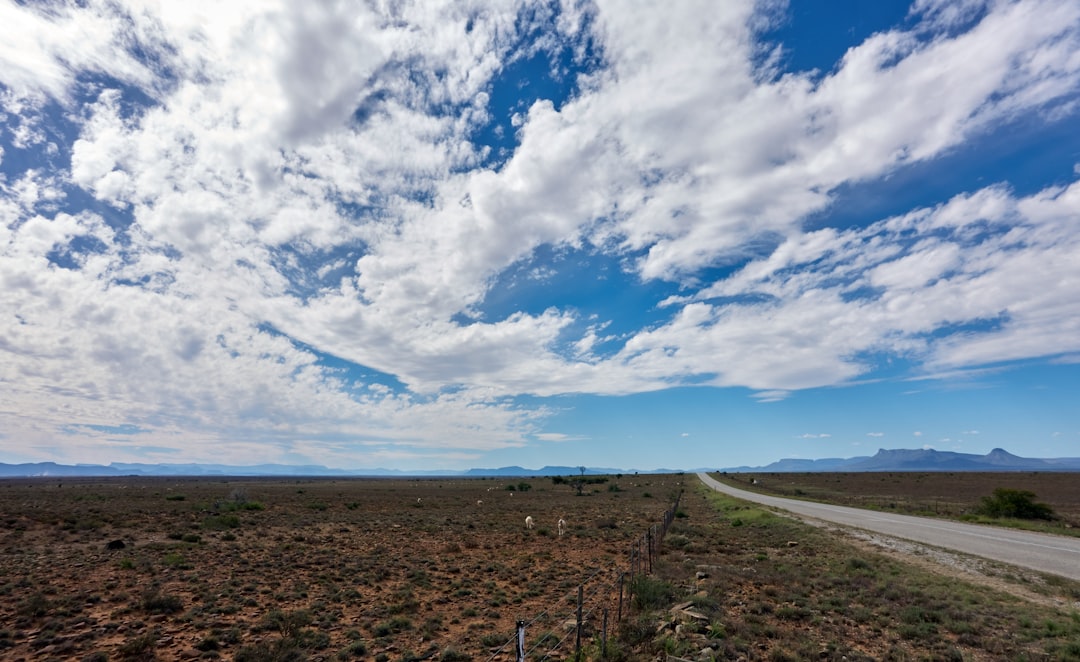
{"left": 630, "top": 575, "right": 674, "bottom": 611}
{"left": 119, "top": 630, "right": 158, "bottom": 658}
{"left": 339, "top": 639, "right": 367, "bottom": 658}
{"left": 142, "top": 590, "right": 183, "bottom": 614}
{"left": 439, "top": 647, "right": 471, "bottom": 662}
{"left": 976, "top": 488, "right": 1055, "bottom": 520}
{"left": 203, "top": 514, "right": 241, "bottom": 530}
{"left": 162, "top": 552, "right": 188, "bottom": 567}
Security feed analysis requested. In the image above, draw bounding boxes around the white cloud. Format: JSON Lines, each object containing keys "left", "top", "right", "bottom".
{"left": 641, "top": 178, "right": 1080, "bottom": 391}
{"left": 752, "top": 390, "right": 790, "bottom": 403}
{"left": 2, "top": 0, "right": 1079, "bottom": 465}
{"left": 867, "top": 432, "right": 885, "bottom": 437}
{"left": 536, "top": 433, "right": 585, "bottom": 443}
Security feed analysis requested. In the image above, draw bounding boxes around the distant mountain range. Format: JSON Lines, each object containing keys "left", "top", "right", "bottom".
{"left": 722, "top": 448, "right": 1080, "bottom": 473}
{"left": 2, "top": 448, "right": 1077, "bottom": 478}
{"left": 0, "top": 461, "right": 681, "bottom": 478}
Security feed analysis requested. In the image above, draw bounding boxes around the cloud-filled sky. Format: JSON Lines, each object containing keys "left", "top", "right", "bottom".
{"left": 2, "top": 0, "right": 1079, "bottom": 471}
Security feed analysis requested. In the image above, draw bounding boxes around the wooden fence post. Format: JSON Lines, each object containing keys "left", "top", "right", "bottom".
{"left": 602, "top": 608, "right": 608, "bottom": 659}
{"left": 617, "top": 572, "right": 625, "bottom": 622}
{"left": 647, "top": 528, "right": 653, "bottom": 573}
{"left": 575, "top": 584, "right": 583, "bottom": 656}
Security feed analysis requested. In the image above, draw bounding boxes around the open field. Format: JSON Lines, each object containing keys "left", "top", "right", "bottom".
{"left": 0, "top": 474, "right": 681, "bottom": 661}
{"left": 713, "top": 472, "right": 1080, "bottom": 534}
{"left": 2, "top": 473, "right": 1080, "bottom": 661}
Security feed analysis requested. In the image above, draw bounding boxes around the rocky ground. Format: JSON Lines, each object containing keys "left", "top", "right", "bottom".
{"left": 2, "top": 474, "right": 1079, "bottom": 661}
{"left": 0, "top": 474, "right": 681, "bottom": 661}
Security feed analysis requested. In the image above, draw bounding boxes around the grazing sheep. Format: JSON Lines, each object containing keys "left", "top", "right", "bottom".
{"left": 525, "top": 515, "right": 534, "bottom": 530}
{"left": 557, "top": 518, "right": 567, "bottom": 536}
{"left": 477, "top": 499, "right": 483, "bottom": 506}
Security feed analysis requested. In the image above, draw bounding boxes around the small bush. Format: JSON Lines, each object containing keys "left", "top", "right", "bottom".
{"left": 142, "top": 590, "right": 183, "bottom": 614}
{"left": 439, "top": 647, "right": 471, "bottom": 662}
{"left": 203, "top": 514, "right": 241, "bottom": 530}
{"left": 196, "top": 635, "right": 220, "bottom": 651}
{"left": 630, "top": 575, "right": 674, "bottom": 611}
{"left": 976, "top": 488, "right": 1055, "bottom": 520}
{"left": 373, "top": 616, "right": 412, "bottom": 637}
{"left": 162, "top": 552, "right": 188, "bottom": 568}
{"left": 339, "top": 639, "right": 368, "bottom": 658}
{"left": 18, "top": 593, "right": 49, "bottom": 618}
{"left": 119, "top": 630, "right": 158, "bottom": 659}
{"left": 264, "top": 609, "right": 314, "bottom": 638}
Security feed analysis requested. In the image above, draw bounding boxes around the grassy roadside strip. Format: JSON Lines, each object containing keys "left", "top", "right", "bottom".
{"left": 709, "top": 472, "right": 1080, "bottom": 539}
{"left": 613, "top": 482, "right": 1080, "bottom": 661}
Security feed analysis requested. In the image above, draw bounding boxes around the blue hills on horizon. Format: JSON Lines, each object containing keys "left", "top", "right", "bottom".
{"left": 722, "top": 447, "right": 1080, "bottom": 473}
{"left": 0, "top": 461, "right": 683, "bottom": 478}
{"left": 1, "top": 448, "right": 1079, "bottom": 477}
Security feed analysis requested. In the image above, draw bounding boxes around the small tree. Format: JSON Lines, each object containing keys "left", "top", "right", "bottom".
{"left": 976, "top": 488, "right": 1055, "bottom": 520}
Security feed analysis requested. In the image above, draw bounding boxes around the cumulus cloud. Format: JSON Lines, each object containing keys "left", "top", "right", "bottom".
{"left": 1, "top": 0, "right": 1079, "bottom": 465}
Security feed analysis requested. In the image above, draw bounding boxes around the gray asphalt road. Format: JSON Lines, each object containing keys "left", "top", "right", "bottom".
{"left": 696, "top": 472, "right": 1080, "bottom": 582}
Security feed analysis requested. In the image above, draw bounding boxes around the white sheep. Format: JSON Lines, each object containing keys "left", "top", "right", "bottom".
{"left": 476, "top": 499, "right": 483, "bottom": 506}
{"left": 557, "top": 518, "right": 567, "bottom": 536}
{"left": 525, "top": 515, "right": 534, "bottom": 530}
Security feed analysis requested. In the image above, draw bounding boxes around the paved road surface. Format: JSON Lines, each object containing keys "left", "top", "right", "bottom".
{"left": 696, "top": 472, "right": 1080, "bottom": 582}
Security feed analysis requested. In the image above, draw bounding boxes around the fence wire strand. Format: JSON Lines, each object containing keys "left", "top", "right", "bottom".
{"left": 486, "top": 489, "right": 683, "bottom": 662}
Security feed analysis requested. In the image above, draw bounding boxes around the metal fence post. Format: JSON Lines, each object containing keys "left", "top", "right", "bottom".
{"left": 516, "top": 619, "right": 525, "bottom": 662}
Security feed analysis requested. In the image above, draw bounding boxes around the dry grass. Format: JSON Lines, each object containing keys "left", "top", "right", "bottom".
{"left": 3, "top": 473, "right": 1079, "bottom": 661}
{"left": 0, "top": 474, "right": 682, "bottom": 660}
{"left": 638, "top": 484, "right": 1080, "bottom": 661}
{"left": 717, "top": 471, "right": 1080, "bottom": 534}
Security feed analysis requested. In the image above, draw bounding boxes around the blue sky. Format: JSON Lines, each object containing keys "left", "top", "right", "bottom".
{"left": 2, "top": 0, "right": 1079, "bottom": 472}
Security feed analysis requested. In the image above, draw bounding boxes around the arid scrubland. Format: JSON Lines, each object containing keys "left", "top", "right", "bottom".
{"left": 2, "top": 473, "right": 1079, "bottom": 661}
{"left": 0, "top": 475, "right": 677, "bottom": 661}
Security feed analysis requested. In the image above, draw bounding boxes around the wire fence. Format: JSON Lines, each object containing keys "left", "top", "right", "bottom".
{"left": 484, "top": 489, "right": 684, "bottom": 662}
